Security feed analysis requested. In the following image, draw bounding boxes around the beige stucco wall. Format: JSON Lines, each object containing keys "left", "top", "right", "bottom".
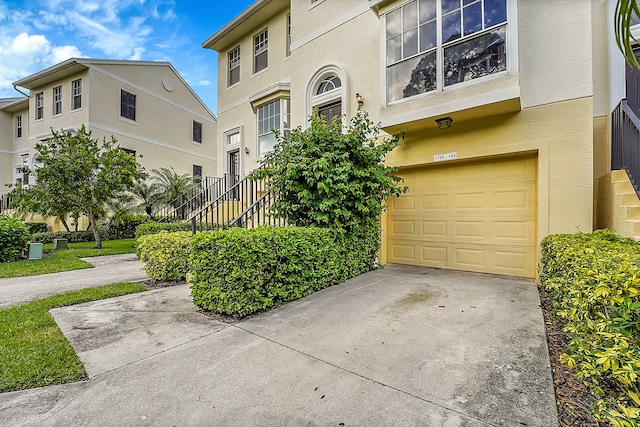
{"left": 216, "top": 10, "right": 291, "bottom": 177}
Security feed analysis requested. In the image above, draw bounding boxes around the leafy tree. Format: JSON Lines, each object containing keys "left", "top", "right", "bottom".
{"left": 253, "top": 110, "right": 407, "bottom": 234}
{"left": 616, "top": 0, "right": 640, "bottom": 68}
{"left": 8, "top": 125, "right": 145, "bottom": 248}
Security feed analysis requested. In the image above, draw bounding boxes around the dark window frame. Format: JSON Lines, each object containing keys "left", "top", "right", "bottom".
{"left": 193, "top": 120, "right": 203, "bottom": 143}
{"left": 120, "top": 90, "right": 136, "bottom": 121}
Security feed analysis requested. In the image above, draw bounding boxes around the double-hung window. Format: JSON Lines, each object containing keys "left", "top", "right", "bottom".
{"left": 385, "top": 0, "right": 507, "bottom": 103}
{"left": 53, "top": 86, "right": 62, "bottom": 115}
{"left": 257, "top": 99, "right": 289, "bottom": 156}
{"left": 15, "top": 115, "right": 22, "bottom": 138}
{"left": 228, "top": 47, "right": 240, "bottom": 86}
{"left": 254, "top": 29, "right": 268, "bottom": 73}
{"left": 35, "top": 92, "right": 44, "bottom": 120}
{"left": 72, "top": 79, "right": 82, "bottom": 110}
{"left": 120, "top": 90, "right": 136, "bottom": 121}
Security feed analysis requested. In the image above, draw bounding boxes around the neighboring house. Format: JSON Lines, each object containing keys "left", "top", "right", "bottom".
{"left": 0, "top": 58, "right": 218, "bottom": 198}
{"left": 202, "top": 0, "right": 625, "bottom": 279}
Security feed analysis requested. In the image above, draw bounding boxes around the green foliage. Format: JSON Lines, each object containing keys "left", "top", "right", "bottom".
{"left": 0, "top": 214, "right": 30, "bottom": 262}
{"left": 24, "top": 222, "right": 49, "bottom": 234}
{"left": 135, "top": 221, "right": 193, "bottom": 238}
{"left": 615, "top": 0, "right": 640, "bottom": 69}
{"left": 0, "top": 282, "right": 146, "bottom": 392}
{"left": 252, "top": 110, "right": 407, "bottom": 233}
{"left": 137, "top": 231, "right": 191, "bottom": 282}
{"left": 8, "top": 125, "right": 146, "bottom": 249}
{"left": 152, "top": 167, "right": 195, "bottom": 208}
{"left": 189, "top": 226, "right": 379, "bottom": 318}
{"left": 0, "top": 239, "right": 136, "bottom": 278}
{"left": 539, "top": 230, "right": 640, "bottom": 426}
{"left": 31, "top": 229, "right": 109, "bottom": 244}
{"left": 108, "top": 214, "right": 151, "bottom": 239}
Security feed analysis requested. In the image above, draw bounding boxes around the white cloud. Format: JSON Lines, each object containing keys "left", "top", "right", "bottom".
{"left": 198, "top": 80, "right": 211, "bottom": 86}
{"left": 9, "top": 32, "right": 50, "bottom": 56}
{"left": 129, "top": 47, "right": 145, "bottom": 61}
{"left": 49, "top": 45, "right": 82, "bottom": 64}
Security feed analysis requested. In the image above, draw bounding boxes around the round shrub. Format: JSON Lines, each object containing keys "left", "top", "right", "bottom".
{"left": 0, "top": 214, "right": 31, "bottom": 262}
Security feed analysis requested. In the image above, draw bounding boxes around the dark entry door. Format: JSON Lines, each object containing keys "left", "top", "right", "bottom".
{"left": 228, "top": 150, "right": 240, "bottom": 199}
{"left": 626, "top": 48, "right": 640, "bottom": 117}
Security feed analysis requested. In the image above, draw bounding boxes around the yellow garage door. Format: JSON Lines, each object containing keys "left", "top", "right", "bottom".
{"left": 387, "top": 155, "right": 537, "bottom": 277}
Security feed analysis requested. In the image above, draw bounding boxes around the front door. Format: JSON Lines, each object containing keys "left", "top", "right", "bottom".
{"left": 626, "top": 48, "right": 640, "bottom": 117}
{"left": 228, "top": 149, "right": 240, "bottom": 199}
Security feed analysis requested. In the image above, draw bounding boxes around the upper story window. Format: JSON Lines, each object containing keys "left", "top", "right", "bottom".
{"left": 120, "top": 90, "right": 136, "bottom": 121}
{"left": 257, "top": 98, "right": 289, "bottom": 156}
{"left": 193, "top": 164, "right": 202, "bottom": 181}
{"left": 254, "top": 29, "right": 268, "bottom": 73}
{"left": 15, "top": 115, "right": 22, "bottom": 138}
{"left": 228, "top": 47, "right": 240, "bottom": 86}
{"left": 193, "top": 120, "right": 203, "bottom": 143}
{"left": 72, "top": 79, "right": 82, "bottom": 110}
{"left": 121, "top": 148, "right": 136, "bottom": 157}
{"left": 53, "top": 86, "right": 62, "bottom": 116}
{"left": 286, "top": 14, "right": 292, "bottom": 57}
{"left": 385, "top": 0, "right": 507, "bottom": 103}
{"left": 317, "top": 76, "right": 342, "bottom": 94}
{"left": 35, "top": 92, "right": 44, "bottom": 120}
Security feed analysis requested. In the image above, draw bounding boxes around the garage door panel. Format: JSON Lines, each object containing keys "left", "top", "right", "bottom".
{"left": 388, "top": 156, "right": 537, "bottom": 278}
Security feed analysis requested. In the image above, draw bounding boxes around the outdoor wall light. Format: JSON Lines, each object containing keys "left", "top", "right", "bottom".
{"left": 356, "top": 93, "right": 364, "bottom": 108}
{"left": 435, "top": 116, "right": 453, "bottom": 129}
{"left": 244, "top": 146, "right": 250, "bottom": 155}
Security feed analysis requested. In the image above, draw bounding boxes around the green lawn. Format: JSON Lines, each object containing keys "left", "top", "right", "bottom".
{"left": 0, "top": 239, "right": 137, "bottom": 278}
{"left": 0, "top": 282, "right": 147, "bottom": 393}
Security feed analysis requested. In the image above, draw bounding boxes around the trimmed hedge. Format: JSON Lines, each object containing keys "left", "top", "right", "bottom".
{"left": 0, "top": 214, "right": 30, "bottom": 262}
{"left": 137, "top": 231, "right": 191, "bottom": 282}
{"left": 189, "top": 226, "right": 378, "bottom": 318}
{"left": 30, "top": 229, "right": 109, "bottom": 244}
{"left": 539, "top": 230, "right": 640, "bottom": 426}
{"left": 135, "top": 222, "right": 193, "bottom": 238}
{"left": 24, "top": 222, "right": 49, "bottom": 234}
{"left": 108, "top": 215, "right": 151, "bottom": 239}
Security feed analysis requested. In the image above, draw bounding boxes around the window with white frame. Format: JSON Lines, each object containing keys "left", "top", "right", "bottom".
{"left": 257, "top": 99, "right": 289, "bottom": 155}
{"left": 53, "top": 85, "right": 62, "bottom": 115}
{"left": 15, "top": 115, "right": 22, "bottom": 138}
{"left": 35, "top": 92, "right": 44, "bottom": 120}
{"left": 254, "top": 29, "right": 268, "bottom": 73}
{"left": 385, "top": 0, "right": 507, "bottom": 103}
{"left": 72, "top": 79, "right": 82, "bottom": 110}
{"left": 228, "top": 47, "right": 240, "bottom": 86}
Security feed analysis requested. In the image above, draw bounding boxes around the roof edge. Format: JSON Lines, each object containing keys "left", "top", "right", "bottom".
{"left": 202, "top": 0, "right": 272, "bottom": 50}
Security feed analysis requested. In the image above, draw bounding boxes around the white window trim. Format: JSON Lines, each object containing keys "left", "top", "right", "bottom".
{"left": 379, "top": 0, "right": 518, "bottom": 106}
{"left": 223, "top": 126, "right": 243, "bottom": 177}
{"left": 52, "top": 85, "right": 62, "bottom": 116}
{"left": 35, "top": 92, "right": 44, "bottom": 121}
{"left": 306, "top": 65, "right": 349, "bottom": 128}
{"left": 256, "top": 98, "right": 289, "bottom": 157}
{"left": 15, "top": 115, "right": 22, "bottom": 139}
{"left": 71, "top": 79, "right": 82, "bottom": 111}
{"left": 309, "top": 0, "right": 326, "bottom": 10}
{"left": 253, "top": 28, "right": 269, "bottom": 74}
{"left": 228, "top": 46, "right": 241, "bottom": 87}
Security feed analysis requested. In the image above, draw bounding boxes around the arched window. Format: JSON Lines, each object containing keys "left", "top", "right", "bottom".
{"left": 306, "top": 66, "right": 348, "bottom": 126}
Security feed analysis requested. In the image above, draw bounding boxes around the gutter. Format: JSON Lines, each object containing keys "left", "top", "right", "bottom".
{"left": 12, "top": 84, "right": 29, "bottom": 98}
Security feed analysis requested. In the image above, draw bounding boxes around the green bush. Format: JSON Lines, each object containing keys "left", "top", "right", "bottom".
{"left": 539, "top": 230, "right": 640, "bottom": 426}
{"left": 0, "top": 214, "right": 30, "bottom": 262}
{"left": 24, "top": 222, "right": 49, "bottom": 234}
{"left": 189, "top": 226, "right": 378, "bottom": 318}
{"left": 137, "top": 231, "right": 191, "bottom": 282}
{"left": 135, "top": 221, "right": 193, "bottom": 238}
{"left": 108, "top": 215, "right": 151, "bottom": 239}
{"left": 30, "top": 229, "right": 109, "bottom": 244}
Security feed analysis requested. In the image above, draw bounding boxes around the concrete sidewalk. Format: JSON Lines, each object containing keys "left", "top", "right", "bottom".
{"left": 0, "top": 254, "right": 146, "bottom": 308}
{"left": 0, "top": 265, "right": 558, "bottom": 426}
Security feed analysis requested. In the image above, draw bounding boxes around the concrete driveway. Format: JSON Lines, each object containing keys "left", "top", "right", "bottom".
{"left": 0, "top": 265, "right": 558, "bottom": 426}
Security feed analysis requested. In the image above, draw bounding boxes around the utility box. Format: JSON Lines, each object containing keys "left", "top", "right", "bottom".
{"left": 27, "top": 243, "right": 43, "bottom": 260}
{"left": 53, "top": 238, "right": 68, "bottom": 250}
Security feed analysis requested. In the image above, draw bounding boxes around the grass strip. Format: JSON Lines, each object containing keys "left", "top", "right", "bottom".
{"left": 0, "top": 239, "right": 137, "bottom": 278}
{"left": 0, "top": 282, "right": 147, "bottom": 393}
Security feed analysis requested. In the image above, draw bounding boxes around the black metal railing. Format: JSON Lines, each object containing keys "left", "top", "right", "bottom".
{"left": 189, "top": 168, "right": 282, "bottom": 232}
{"left": 0, "top": 194, "right": 12, "bottom": 212}
{"left": 612, "top": 99, "right": 640, "bottom": 196}
{"left": 152, "top": 176, "right": 225, "bottom": 222}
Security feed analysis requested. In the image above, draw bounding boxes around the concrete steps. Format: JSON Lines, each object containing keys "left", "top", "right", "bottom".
{"left": 597, "top": 170, "right": 640, "bottom": 239}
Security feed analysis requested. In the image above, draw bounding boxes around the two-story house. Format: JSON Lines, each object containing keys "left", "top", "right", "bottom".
{"left": 203, "top": 0, "right": 626, "bottom": 279}
{"left": 0, "top": 58, "right": 218, "bottom": 197}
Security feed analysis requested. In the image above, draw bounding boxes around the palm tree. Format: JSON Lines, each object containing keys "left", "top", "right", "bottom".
{"left": 616, "top": 0, "right": 640, "bottom": 68}
{"left": 130, "top": 179, "right": 164, "bottom": 216}
{"left": 152, "top": 167, "right": 195, "bottom": 209}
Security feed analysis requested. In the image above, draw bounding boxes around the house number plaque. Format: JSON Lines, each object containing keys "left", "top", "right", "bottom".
{"left": 434, "top": 152, "right": 458, "bottom": 162}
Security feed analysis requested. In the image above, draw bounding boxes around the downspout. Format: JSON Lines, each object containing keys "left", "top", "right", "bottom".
{"left": 13, "top": 84, "right": 29, "bottom": 98}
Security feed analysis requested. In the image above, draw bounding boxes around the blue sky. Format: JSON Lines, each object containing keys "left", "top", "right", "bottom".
{"left": 0, "top": 0, "right": 255, "bottom": 114}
